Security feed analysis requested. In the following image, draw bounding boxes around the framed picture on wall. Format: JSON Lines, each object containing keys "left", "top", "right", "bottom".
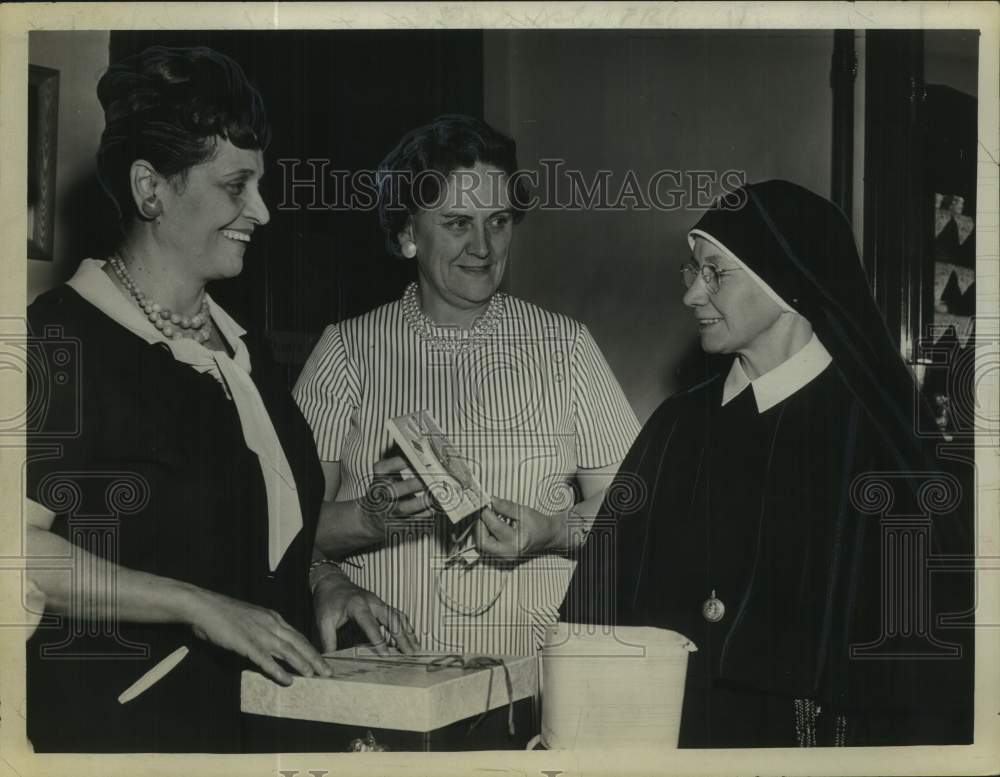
{"left": 27, "top": 64, "right": 59, "bottom": 261}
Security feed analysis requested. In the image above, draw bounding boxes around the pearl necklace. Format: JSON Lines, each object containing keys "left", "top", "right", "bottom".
{"left": 401, "top": 282, "right": 505, "bottom": 354}
{"left": 108, "top": 254, "right": 212, "bottom": 343}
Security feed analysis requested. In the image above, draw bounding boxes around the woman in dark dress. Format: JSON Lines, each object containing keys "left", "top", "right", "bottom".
{"left": 565, "top": 180, "right": 974, "bottom": 747}
{"left": 23, "top": 46, "right": 345, "bottom": 753}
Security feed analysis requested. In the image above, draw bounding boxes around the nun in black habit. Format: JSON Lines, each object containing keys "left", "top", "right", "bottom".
{"left": 563, "top": 180, "right": 974, "bottom": 748}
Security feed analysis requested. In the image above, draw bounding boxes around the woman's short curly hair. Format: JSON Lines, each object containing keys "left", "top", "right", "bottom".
{"left": 376, "top": 115, "right": 529, "bottom": 257}
{"left": 96, "top": 46, "right": 271, "bottom": 224}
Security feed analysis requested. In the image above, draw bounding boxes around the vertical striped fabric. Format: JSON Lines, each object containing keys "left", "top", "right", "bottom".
{"left": 294, "top": 288, "right": 640, "bottom": 656}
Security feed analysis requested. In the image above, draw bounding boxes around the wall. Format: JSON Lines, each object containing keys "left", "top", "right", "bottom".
{"left": 485, "top": 30, "right": 834, "bottom": 421}
{"left": 925, "top": 29, "right": 979, "bottom": 97}
{"left": 26, "top": 29, "right": 838, "bottom": 411}
{"left": 27, "top": 31, "right": 110, "bottom": 302}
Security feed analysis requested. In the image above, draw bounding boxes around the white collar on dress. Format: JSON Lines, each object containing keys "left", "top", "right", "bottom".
{"left": 721, "top": 333, "right": 832, "bottom": 413}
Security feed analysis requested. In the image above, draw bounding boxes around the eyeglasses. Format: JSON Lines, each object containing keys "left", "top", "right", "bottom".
{"left": 679, "top": 261, "right": 743, "bottom": 294}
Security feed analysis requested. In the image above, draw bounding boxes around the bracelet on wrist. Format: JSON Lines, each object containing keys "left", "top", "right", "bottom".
{"left": 564, "top": 505, "right": 590, "bottom": 554}
{"left": 309, "top": 558, "right": 341, "bottom": 575}
{"left": 308, "top": 558, "right": 343, "bottom": 593}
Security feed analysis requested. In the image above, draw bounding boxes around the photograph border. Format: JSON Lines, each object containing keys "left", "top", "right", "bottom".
{"left": 1, "top": 3, "right": 997, "bottom": 777}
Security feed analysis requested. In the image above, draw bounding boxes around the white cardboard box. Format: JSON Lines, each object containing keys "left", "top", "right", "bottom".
{"left": 240, "top": 648, "right": 538, "bottom": 732}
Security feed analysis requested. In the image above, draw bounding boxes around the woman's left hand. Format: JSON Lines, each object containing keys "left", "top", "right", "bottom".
{"left": 473, "top": 497, "right": 567, "bottom": 561}
{"left": 311, "top": 567, "right": 419, "bottom": 656}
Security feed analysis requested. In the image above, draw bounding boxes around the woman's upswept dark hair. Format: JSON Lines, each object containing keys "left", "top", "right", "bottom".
{"left": 376, "top": 114, "right": 528, "bottom": 257}
{"left": 96, "top": 45, "right": 271, "bottom": 224}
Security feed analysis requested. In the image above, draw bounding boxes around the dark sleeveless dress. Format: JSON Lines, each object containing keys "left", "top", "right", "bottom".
{"left": 25, "top": 285, "right": 323, "bottom": 752}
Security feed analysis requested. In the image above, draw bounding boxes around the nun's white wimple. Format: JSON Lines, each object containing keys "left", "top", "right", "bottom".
{"left": 687, "top": 229, "right": 795, "bottom": 313}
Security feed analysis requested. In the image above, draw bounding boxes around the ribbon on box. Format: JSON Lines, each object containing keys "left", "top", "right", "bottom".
{"left": 426, "top": 655, "right": 516, "bottom": 736}
{"left": 323, "top": 654, "right": 517, "bottom": 737}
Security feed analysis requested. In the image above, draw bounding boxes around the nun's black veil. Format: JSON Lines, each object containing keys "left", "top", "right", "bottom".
{"left": 691, "top": 179, "right": 938, "bottom": 474}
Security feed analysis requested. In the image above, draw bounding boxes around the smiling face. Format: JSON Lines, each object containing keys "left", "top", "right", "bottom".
{"left": 402, "top": 163, "right": 514, "bottom": 325}
{"left": 156, "top": 137, "right": 270, "bottom": 283}
{"left": 683, "top": 236, "right": 784, "bottom": 358}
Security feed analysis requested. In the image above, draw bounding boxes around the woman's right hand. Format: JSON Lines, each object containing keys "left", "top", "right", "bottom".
{"left": 315, "top": 457, "right": 434, "bottom": 559}
{"left": 182, "top": 587, "right": 332, "bottom": 686}
{"left": 360, "top": 455, "right": 435, "bottom": 525}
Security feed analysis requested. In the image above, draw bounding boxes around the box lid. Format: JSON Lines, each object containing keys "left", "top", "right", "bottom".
{"left": 241, "top": 648, "right": 538, "bottom": 732}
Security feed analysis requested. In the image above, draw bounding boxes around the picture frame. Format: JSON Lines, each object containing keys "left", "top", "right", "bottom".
{"left": 27, "top": 63, "right": 59, "bottom": 261}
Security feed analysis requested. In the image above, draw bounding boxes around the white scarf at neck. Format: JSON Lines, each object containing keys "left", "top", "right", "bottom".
{"left": 67, "top": 258, "right": 303, "bottom": 571}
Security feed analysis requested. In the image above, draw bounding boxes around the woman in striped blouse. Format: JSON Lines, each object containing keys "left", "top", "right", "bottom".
{"left": 295, "top": 115, "right": 640, "bottom": 658}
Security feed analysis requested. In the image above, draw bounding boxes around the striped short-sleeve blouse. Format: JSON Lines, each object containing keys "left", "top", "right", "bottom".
{"left": 294, "top": 285, "right": 640, "bottom": 656}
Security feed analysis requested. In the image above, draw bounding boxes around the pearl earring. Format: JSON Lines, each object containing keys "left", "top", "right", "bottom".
{"left": 140, "top": 197, "right": 162, "bottom": 220}
{"left": 401, "top": 241, "right": 417, "bottom": 259}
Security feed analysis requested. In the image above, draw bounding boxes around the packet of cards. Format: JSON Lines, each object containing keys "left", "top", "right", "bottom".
{"left": 386, "top": 410, "right": 489, "bottom": 564}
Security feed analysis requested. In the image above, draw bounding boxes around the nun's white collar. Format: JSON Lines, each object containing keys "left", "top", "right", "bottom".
{"left": 722, "top": 333, "right": 833, "bottom": 413}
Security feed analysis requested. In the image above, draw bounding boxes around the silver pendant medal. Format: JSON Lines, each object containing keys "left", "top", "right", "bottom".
{"left": 702, "top": 589, "right": 725, "bottom": 623}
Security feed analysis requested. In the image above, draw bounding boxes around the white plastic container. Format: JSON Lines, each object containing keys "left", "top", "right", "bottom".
{"left": 533, "top": 623, "right": 697, "bottom": 750}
